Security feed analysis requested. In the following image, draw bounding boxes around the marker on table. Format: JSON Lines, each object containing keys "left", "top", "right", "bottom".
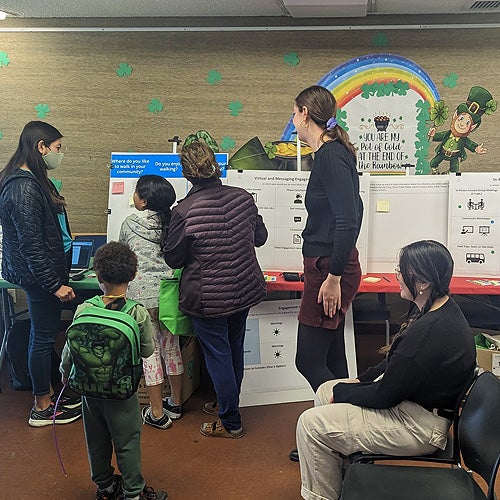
{"left": 382, "top": 276, "right": 391, "bottom": 282}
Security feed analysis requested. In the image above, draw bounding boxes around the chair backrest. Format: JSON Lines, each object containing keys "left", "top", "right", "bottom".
{"left": 458, "top": 371, "right": 500, "bottom": 500}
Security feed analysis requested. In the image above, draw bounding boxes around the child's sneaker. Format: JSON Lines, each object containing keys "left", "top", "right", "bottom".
{"left": 28, "top": 404, "right": 82, "bottom": 427}
{"left": 96, "top": 474, "right": 124, "bottom": 500}
{"left": 51, "top": 393, "right": 82, "bottom": 409}
{"left": 134, "top": 485, "right": 168, "bottom": 500}
{"left": 202, "top": 401, "right": 219, "bottom": 416}
{"left": 162, "top": 397, "right": 182, "bottom": 419}
{"left": 141, "top": 405, "right": 172, "bottom": 430}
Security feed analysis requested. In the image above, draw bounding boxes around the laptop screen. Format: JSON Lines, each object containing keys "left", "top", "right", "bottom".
{"left": 71, "top": 241, "right": 93, "bottom": 271}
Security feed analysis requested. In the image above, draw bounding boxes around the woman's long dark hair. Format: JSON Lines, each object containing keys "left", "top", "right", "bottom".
{"left": 384, "top": 240, "right": 453, "bottom": 351}
{"left": 0, "top": 121, "right": 65, "bottom": 211}
{"left": 295, "top": 85, "right": 357, "bottom": 161}
{"left": 135, "top": 175, "right": 176, "bottom": 245}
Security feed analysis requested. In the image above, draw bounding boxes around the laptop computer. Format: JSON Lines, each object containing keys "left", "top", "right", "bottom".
{"left": 74, "top": 234, "right": 106, "bottom": 257}
{"left": 69, "top": 240, "right": 93, "bottom": 278}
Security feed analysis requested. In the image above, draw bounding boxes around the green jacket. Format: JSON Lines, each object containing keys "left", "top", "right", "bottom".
{"left": 433, "top": 130, "right": 479, "bottom": 161}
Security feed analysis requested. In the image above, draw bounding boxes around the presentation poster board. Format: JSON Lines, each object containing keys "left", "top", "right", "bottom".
{"left": 227, "top": 170, "right": 309, "bottom": 272}
{"left": 227, "top": 170, "right": 370, "bottom": 273}
{"left": 366, "top": 176, "right": 449, "bottom": 273}
{"left": 107, "top": 152, "right": 228, "bottom": 241}
{"left": 240, "top": 299, "right": 314, "bottom": 407}
{"left": 448, "top": 173, "right": 500, "bottom": 277}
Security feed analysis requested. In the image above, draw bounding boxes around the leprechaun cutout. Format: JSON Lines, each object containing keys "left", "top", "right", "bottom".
{"left": 428, "top": 86, "right": 497, "bottom": 174}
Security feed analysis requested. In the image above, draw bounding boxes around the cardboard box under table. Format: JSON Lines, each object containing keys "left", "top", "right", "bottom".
{"left": 137, "top": 336, "right": 200, "bottom": 405}
{"left": 475, "top": 331, "right": 500, "bottom": 378}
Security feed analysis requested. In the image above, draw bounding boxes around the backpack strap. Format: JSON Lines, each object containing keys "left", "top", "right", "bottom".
{"left": 85, "top": 295, "right": 139, "bottom": 315}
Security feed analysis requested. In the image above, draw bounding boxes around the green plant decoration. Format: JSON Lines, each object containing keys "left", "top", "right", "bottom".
{"left": 414, "top": 100, "right": 431, "bottom": 175}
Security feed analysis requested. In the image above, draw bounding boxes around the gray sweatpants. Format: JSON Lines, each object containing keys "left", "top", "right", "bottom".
{"left": 296, "top": 379, "right": 451, "bottom": 500}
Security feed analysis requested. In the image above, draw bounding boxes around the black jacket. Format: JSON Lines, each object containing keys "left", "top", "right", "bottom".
{"left": 0, "top": 170, "right": 70, "bottom": 293}
{"left": 163, "top": 178, "right": 268, "bottom": 318}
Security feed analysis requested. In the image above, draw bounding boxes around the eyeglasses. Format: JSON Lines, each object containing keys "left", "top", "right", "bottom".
{"left": 394, "top": 265, "right": 401, "bottom": 276}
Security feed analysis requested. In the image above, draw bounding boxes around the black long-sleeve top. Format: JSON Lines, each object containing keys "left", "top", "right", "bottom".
{"left": 333, "top": 298, "right": 476, "bottom": 411}
{"left": 302, "top": 140, "right": 363, "bottom": 276}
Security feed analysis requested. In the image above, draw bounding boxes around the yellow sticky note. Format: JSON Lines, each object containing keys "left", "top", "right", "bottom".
{"left": 363, "top": 276, "right": 381, "bottom": 283}
{"left": 129, "top": 194, "right": 135, "bottom": 206}
{"left": 376, "top": 199, "right": 390, "bottom": 212}
{"left": 112, "top": 181, "right": 125, "bottom": 194}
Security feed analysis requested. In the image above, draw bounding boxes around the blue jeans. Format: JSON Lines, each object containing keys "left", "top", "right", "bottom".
{"left": 191, "top": 309, "right": 249, "bottom": 431}
{"left": 24, "top": 286, "right": 63, "bottom": 396}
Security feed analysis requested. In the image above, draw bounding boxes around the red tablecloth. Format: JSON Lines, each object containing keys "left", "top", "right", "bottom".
{"left": 264, "top": 271, "right": 500, "bottom": 295}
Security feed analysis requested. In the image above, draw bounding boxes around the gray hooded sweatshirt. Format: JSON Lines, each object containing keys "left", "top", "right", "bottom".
{"left": 119, "top": 210, "right": 174, "bottom": 308}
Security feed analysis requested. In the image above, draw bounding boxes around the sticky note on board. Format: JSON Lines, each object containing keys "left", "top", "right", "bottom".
{"left": 112, "top": 181, "right": 124, "bottom": 194}
{"left": 129, "top": 194, "right": 135, "bottom": 206}
{"left": 376, "top": 199, "right": 390, "bottom": 212}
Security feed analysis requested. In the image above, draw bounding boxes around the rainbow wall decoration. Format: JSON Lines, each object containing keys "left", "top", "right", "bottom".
{"left": 282, "top": 53, "right": 440, "bottom": 140}
{"left": 281, "top": 54, "right": 440, "bottom": 174}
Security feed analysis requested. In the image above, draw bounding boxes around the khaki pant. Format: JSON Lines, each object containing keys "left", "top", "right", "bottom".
{"left": 296, "top": 379, "right": 451, "bottom": 500}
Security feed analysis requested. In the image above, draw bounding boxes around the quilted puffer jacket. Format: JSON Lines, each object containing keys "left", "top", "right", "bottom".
{"left": 163, "top": 178, "right": 268, "bottom": 318}
{"left": 0, "top": 170, "right": 69, "bottom": 293}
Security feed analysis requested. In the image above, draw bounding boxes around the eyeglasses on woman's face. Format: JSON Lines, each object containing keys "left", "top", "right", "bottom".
{"left": 394, "top": 265, "right": 401, "bottom": 277}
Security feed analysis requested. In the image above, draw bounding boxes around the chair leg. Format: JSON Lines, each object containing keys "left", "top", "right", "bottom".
{"left": 384, "top": 320, "right": 390, "bottom": 346}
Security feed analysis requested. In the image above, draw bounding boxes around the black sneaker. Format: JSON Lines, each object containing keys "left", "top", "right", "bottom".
{"left": 141, "top": 405, "right": 172, "bottom": 430}
{"left": 28, "top": 404, "right": 82, "bottom": 427}
{"left": 51, "top": 393, "right": 82, "bottom": 409}
{"left": 162, "top": 398, "right": 182, "bottom": 419}
{"left": 96, "top": 474, "right": 124, "bottom": 500}
{"left": 135, "top": 485, "right": 168, "bottom": 500}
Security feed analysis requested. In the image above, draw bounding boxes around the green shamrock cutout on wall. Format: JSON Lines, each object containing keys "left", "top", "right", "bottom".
{"left": 116, "top": 62, "right": 133, "bottom": 77}
{"left": 429, "top": 100, "right": 449, "bottom": 127}
{"left": 220, "top": 136, "right": 236, "bottom": 151}
{"left": 335, "top": 109, "right": 349, "bottom": 131}
{"left": 0, "top": 51, "right": 10, "bottom": 68}
{"left": 35, "top": 103, "right": 50, "bottom": 119}
{"left": 147, "top": 99, "right": 164, "bottom": 114}
{"left": 207, "top": 69, "right": 222, "bottom": 85}
{"left": 228, "top": 101, "right": 243, "bottom": 117}
{"left": 284, "top": 52, "right": 300, "bottom": 67}
{"left": 0, "top": 130, "right": 3, "bottom": 140}
{"left": 443, "top": 73, "right": 458, "bottom": 89}
{"left": 373, "top": 32, "right": 388, "bottom": 47}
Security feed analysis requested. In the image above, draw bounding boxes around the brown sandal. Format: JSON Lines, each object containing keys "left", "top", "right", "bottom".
{"left": 202, "top": 401, "right": 220, "bottom": 416}
{"left": 200, "top": 419, "right": 244, "bottom": 439}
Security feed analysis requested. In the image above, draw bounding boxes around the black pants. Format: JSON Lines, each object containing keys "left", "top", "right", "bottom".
{"left": 295, "top": 321, "right": 348, "bottom": 393}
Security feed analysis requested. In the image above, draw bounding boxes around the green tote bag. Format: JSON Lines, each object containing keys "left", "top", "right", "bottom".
{"left": 159, "top": 269, "right": 194, "bottom": 336}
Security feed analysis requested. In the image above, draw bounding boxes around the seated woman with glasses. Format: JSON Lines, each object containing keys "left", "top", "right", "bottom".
{"left": 296, "top": 240, "right": 477, "bottom": 500}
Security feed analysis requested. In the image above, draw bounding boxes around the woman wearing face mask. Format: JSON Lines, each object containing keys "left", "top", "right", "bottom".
{"left": 0, "top": 121, "right": 82, "bottom": 426}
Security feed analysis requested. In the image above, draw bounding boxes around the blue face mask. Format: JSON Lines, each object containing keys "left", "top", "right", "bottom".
{"left": 43, "top": 150, "right": 64, "bottom": 170}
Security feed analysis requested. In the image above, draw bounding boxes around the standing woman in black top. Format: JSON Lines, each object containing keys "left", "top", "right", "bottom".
{"left": 293, "top": 86, "right": 363, "bottom": 391}
{"left": 0, "top": 121, "right": 81, "bottom": 427}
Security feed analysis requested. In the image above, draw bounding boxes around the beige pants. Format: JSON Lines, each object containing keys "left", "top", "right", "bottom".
{"left": 296, "top": 379, "right": 451, "bottom": 500}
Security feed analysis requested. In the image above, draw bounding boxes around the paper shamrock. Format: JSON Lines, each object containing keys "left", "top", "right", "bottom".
{"left": 220, "top": 136, "right": 236, "bottom": 151}
{"left": 335, "top": 109, "right": 349, "bottom": 131}
{"left": 206, "top": 69, "right": 222, "bottom": 85}
{"left": 429, "top": 100, "right": 449, "bottom": 127}
{"left": 0, "top": 130, "right": 3, "bottom": 140}
{"left": 443, "top": 73, "right": 458, "bottom": 89}
{"left": 228, "top": 101, "right": 243, "bottom": 117}
{"left": 373, "top": 32, "right": 388, "bottom": 48}
{"left": 116, "top": 62, "right": 133, "bottom": 77}
{"left": 283, "top": 52, "right": 300, "bottom": 67}
{"left": 147, "top": 99, "right": 164, "bottom": 114}
{"left": 35, "top": 104, "right": 50, "bottom": 119}
{"left": 0, "top": 51, "right": 10, "bottom": 68}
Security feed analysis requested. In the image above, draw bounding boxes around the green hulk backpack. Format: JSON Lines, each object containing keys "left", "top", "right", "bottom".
{"left": 66, "top": 296, "right": 143, "bottom": 400}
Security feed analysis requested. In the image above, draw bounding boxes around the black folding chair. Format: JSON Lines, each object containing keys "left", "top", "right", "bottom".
{"left": 348, "top": 366, "right": 479, "bottom": 466}
{"left": 340, "top": 371, "right": 500, "bottom": 500}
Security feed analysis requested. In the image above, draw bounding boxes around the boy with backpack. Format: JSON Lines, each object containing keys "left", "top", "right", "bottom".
{"left": 60, "top": 241, "right": 168, "bottom": 500}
